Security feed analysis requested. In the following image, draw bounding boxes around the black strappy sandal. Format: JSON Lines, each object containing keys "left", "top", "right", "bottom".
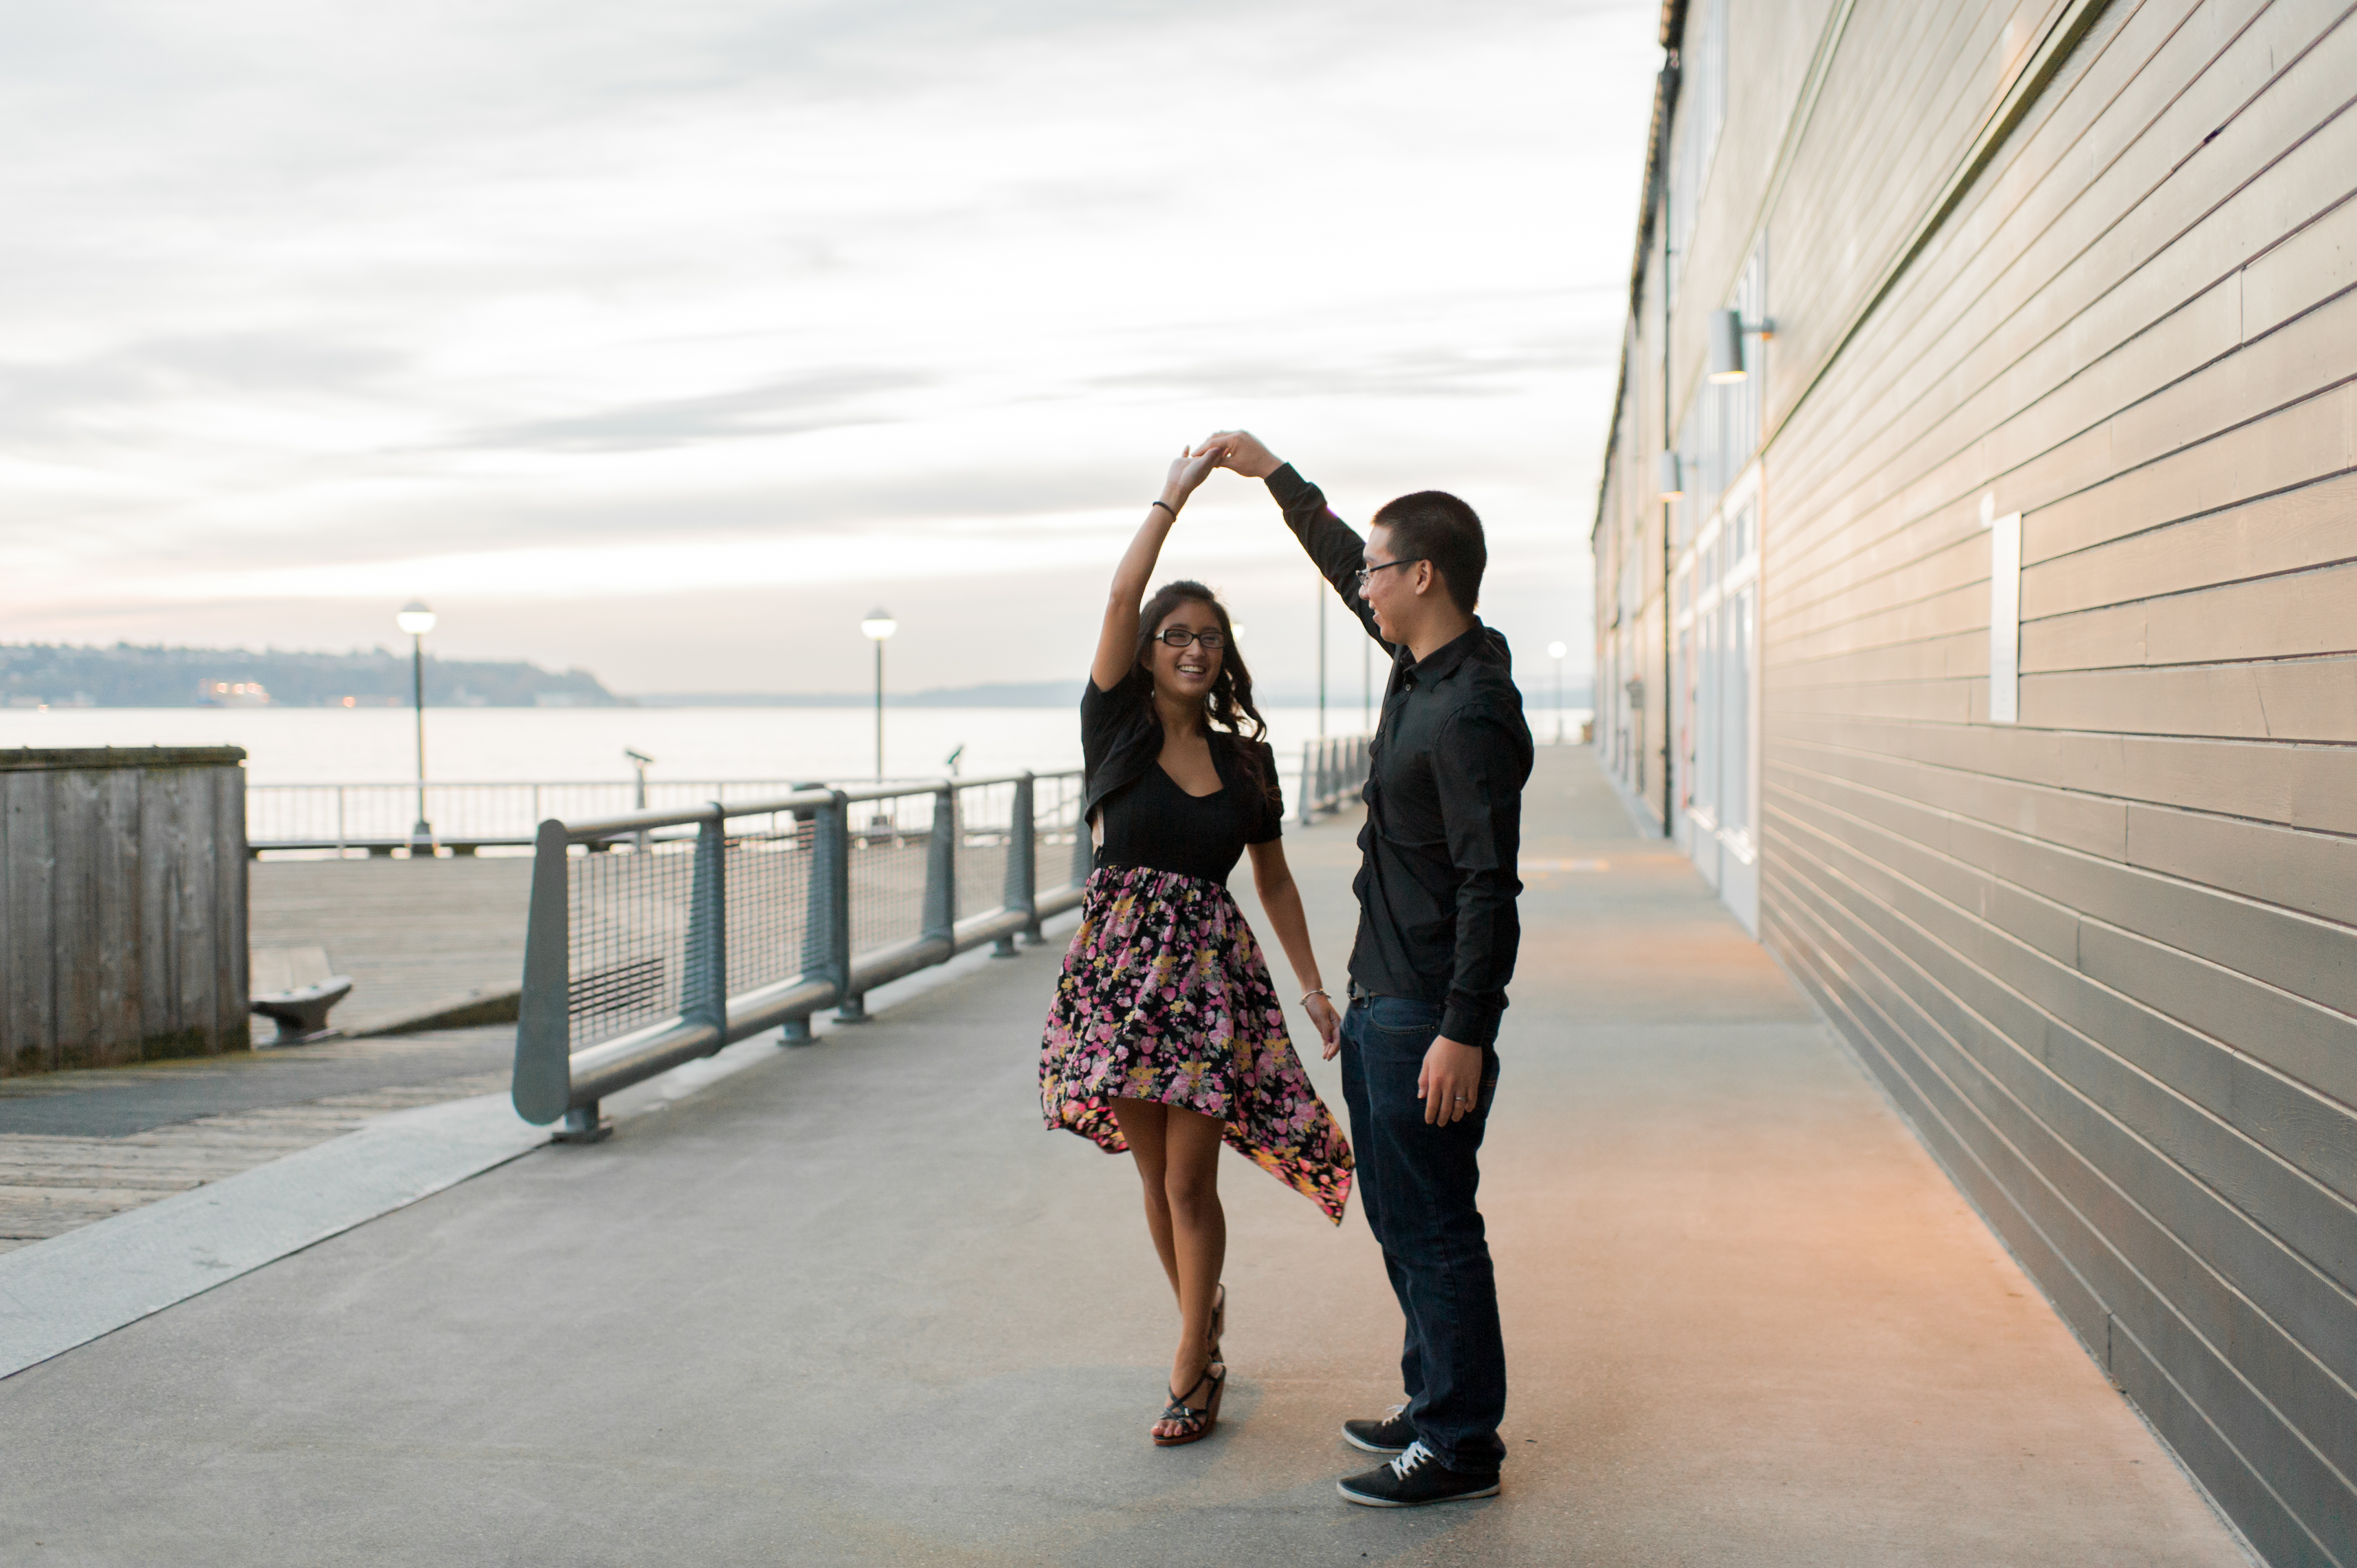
{"left": 1152, "top": 1361, "right": 1227, "bottom": 1448}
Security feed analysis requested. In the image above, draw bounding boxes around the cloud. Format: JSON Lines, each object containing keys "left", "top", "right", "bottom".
{"left": 452, "top": 366, "right": 929, "bottom": 452}
{"left": 1097, "top": 328, "right": 1623, "bottom": 404}
{"left": 0, "top": 332, "right": 405, "bottom": 450}
{"left": 0, "top": 0, "right": 1658, "bottom": 695}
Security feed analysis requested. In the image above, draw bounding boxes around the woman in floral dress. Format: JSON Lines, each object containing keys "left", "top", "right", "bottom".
{"left": 1040, "top": 445, "right": 1354, "bottom": 1447}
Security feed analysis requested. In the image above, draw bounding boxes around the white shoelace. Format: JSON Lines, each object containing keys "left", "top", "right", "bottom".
{"left": 1388, "top": 1439, "right": 1439, "bottom": 1479}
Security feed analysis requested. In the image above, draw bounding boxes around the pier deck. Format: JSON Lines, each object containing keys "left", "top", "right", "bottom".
{"left": 248, "top": 854, "right": 534, "bottom": 1036}
{"left": 0, "top": 1030, "right": 512, "bottom": 1252}
{"left": 0, "top": 750, "right": 2248, "bottom": 1565}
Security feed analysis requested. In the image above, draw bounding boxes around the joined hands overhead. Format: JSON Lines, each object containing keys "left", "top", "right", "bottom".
{"left": 1191, "top": 430, "right": 1284, "bottom": 480}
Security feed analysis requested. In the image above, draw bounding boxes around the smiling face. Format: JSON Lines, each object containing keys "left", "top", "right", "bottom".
{"left": 1358, "top": 524, "right": 1430, "bottom": 643}
{"left": 1145, "top": 599, "right": 1225, "bottom": 704}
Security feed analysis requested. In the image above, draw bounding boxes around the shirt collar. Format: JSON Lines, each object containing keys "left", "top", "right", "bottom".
{"left": 1401, "top": 620, "right": 1488, "bottom": 688}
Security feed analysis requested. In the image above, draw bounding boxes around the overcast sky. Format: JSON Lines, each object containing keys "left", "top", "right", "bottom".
{"left": 2, "top": 0, "right": 1657, "bottom": 697}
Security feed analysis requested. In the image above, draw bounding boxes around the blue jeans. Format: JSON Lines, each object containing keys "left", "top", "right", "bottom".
{"left": 1340, "top": 994, "right": 1507, "bottom": 1476}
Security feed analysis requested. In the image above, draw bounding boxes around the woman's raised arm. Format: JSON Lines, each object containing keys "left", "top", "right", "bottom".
{"left": 1092, "top": 447, "right": 1222, "bottom": 693}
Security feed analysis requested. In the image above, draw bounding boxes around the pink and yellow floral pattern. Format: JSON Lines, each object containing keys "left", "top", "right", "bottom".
{"left": 1040, "top": 863, "right": 1353, "bottom": 1224}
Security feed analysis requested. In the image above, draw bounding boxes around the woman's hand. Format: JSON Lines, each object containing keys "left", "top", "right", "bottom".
{"left": 1161, "top": 445, "right": 1222, "bottom": 511}
{"left": 1098, "top": 444, "right": 1216, "bottom": 692}
{"left": 1306, "top": 992, "right": 1343, "bottom": 1060}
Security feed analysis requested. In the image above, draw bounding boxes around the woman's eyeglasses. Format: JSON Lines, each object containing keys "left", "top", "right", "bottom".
{"left": 1355, "top": 558, "right": 1423, "bottom": 589}
{"left": 1154, "top": 628, "right": 1226, "bottom": 649}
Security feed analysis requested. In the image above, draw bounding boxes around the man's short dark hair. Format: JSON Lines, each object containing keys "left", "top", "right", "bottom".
{"left": 1370, "top": 491, "right": 1486, "bottom": 615}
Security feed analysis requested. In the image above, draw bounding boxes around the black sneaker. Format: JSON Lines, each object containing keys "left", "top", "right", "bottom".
{"left": 1341, "top": 1403, "right": 1416, "bottom": 1455}
{"left": 1336, "top": 1441, "right": 1501, "bottom": 1508}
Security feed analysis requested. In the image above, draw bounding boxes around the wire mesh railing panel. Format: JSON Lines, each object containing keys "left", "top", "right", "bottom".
{"left": 958, "top": 839, "right": 1009, "bottom": 924}
{"left": 849, "top": 839, "right": 929, "bottom": 953}
{"left": 954, "top": 780, "right": 1018, "bottom": 921}
{"left": 1032, "top": 772, "right": 1089, "bottom": 891}
{"left": 722, "top": 813, "right": 812, "bottom": 996}
{"left": 566, "top": 840, "right": 700, "bottom": 1051}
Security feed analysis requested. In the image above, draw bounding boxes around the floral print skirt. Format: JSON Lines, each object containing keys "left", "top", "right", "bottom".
{"left": 1040, "top": 863, "right": 1353, "bottom": 1224}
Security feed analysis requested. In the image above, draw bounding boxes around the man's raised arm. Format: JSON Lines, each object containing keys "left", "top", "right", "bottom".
{"left": 1199, "top": 431, "right": 1390, "bottom": 650}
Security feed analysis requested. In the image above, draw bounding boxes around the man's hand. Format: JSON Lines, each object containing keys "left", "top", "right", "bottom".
{"left": 1194, "top": 430, "right": 1283, "bottom": 479}
{"left": 1418, "top": 1037, "right": 1485, "bottom": 1126}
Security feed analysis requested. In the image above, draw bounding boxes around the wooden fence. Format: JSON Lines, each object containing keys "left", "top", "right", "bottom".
{"left": 2, "top": 747, "right": 249, "bottom": 1076}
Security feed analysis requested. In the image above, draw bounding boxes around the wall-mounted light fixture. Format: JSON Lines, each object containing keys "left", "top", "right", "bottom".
{"left": 1707, "top": 307, "right": 1777, "bottom": 383}
{"left": 1656, "top": 450, "right": 1685, "bottom": 499}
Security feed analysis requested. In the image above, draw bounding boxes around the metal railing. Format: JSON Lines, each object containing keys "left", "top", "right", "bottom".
{"left": 250, "top": 744, "right": 1369, "bottom": 853}
{"left": 1298, "top": 735, "right": 1371, "bottom": 824}
{"left": 511, "top": 770, "right": 1090, "bottom": 1138}
{"left": 248, "top": 779, "right": 830, "bottom": 854}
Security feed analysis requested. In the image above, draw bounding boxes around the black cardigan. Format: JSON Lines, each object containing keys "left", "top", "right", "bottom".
{"left": 1079, "top": 675, "right": 1284, "bottom": 845}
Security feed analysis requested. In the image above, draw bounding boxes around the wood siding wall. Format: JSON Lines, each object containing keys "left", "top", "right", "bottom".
{"left": 1, "top": 749, "right": 249, "bottom": 1076}
{"left": 1597, "top": 3, "right": 2357, "bottom": 1562}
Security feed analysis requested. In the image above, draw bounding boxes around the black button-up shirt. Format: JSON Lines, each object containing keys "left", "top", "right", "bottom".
{"left": 1268, "top": 464, "right": 1533, "bottom": 1049}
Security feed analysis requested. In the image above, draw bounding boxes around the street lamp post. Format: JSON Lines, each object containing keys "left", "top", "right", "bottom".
{"left": 1316, "top": 578, "right": 1327, "bottom": 739}
{"left": 1547, "top": 641, "right": 1568, "bottom": 745}
{"left": 860, "top": 608, "right": 897, "bottom": 783}
{"left": 396, "top": 601, "right": 438, "bottom": 850}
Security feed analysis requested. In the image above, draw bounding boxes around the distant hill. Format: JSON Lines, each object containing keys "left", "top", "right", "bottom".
{"left": 0, "top": 643, "right": 619, "bottom": 709}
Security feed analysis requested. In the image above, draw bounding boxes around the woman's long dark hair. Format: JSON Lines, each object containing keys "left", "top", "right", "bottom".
{"left": 1132, "top": 579, "right": 1279, "bottom": 807}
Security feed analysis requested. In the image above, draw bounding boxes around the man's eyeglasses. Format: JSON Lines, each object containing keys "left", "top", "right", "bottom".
{"left": 1355, "top": 558, "right": 1424, "bottom": 589}
{"left": 1154, "top": 628, "right": 1226, "bottom": 649}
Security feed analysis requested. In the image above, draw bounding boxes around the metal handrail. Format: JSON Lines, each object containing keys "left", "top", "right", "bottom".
{"left": 249, "top": 757, "right": 1368, "bottom": 854}
{"left": 512, "top": 769, "right": 1090, "bottom": 1139}
{"left": 1297, "top": 735, "right": 1372, "bottom": 824}
{"left": 244, "top": 776, "right": 953, "bottom": 855}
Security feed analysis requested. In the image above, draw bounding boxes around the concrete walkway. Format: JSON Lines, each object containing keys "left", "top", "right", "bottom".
{"left": 0, "top": 749, "right": 2250, "bottom": 1565}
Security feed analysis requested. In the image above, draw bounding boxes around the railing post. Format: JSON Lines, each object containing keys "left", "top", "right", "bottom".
{"left": 1299, "top": 741, "right": 1316, "bottom": 826}
{"left": 833, "top": 789, "right": 872, "bottom": 1023}
{"left": 799, "top": 789, "right": 852, "bottom": 1033}
{"left": 682, "top": 807, "right": 727, "bottom": 1049}
{"left": 922, "top": 783, "right": 956, "bottom": 948}
{"left": 1073, "top": 782, "right": 1093, "bottom": 888}
{"left": 1003, "top": 773, "right": 1036, "bottom": 954}
{"left": 512, "top": 818, "right": 576, "bottom": 1129}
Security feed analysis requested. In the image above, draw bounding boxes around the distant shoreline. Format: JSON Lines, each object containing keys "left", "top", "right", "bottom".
{"left": 630, "top": 680, "right": 1596, "bottom": 710}
{"left": 630, "top": 682, "right": 1084, "bottom": 710}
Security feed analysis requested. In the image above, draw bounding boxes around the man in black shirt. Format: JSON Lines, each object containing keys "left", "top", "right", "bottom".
{"left": 1202, "top": 431, "right": 1533, "bottom": 1508}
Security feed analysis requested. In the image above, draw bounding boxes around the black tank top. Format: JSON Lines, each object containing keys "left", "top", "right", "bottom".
{"left": 1099, "top": 763, "right": 1248, "bottom": 884}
